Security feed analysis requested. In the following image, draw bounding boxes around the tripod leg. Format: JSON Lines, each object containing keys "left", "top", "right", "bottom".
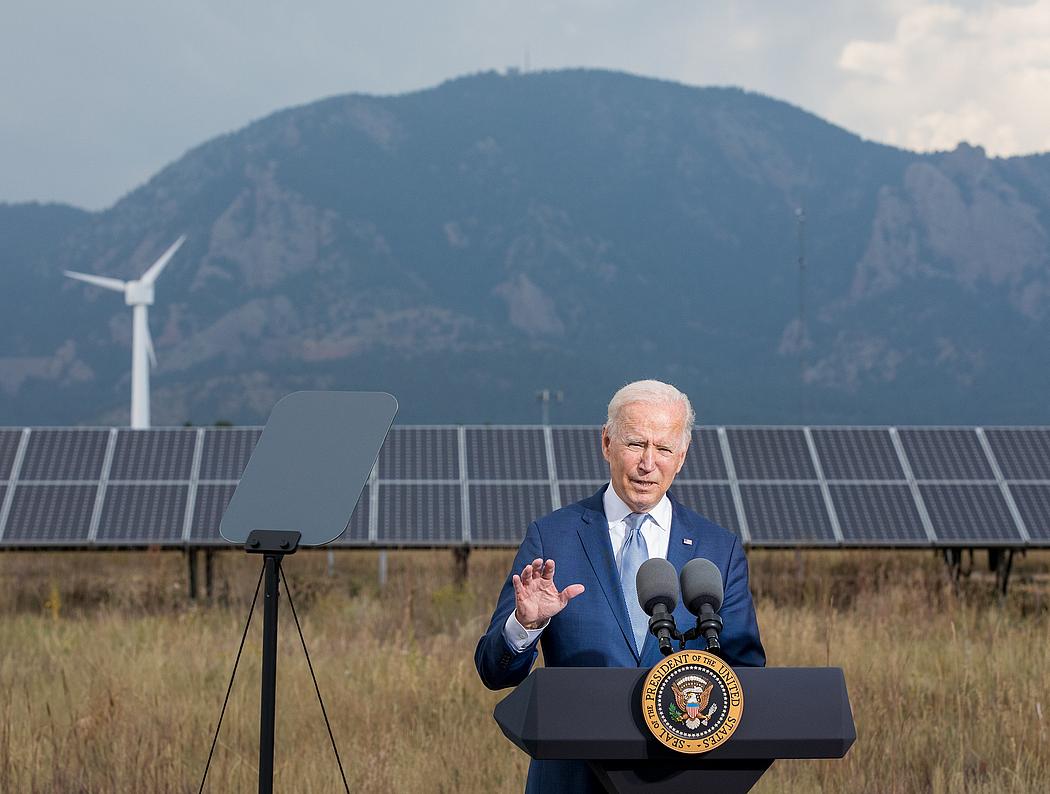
{"left": 259, "top": 554, "right": 281, "bottom": 794}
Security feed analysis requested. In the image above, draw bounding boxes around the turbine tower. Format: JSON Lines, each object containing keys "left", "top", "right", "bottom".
{"left": 64, "top": 235, "right": 186, "bottom": 429}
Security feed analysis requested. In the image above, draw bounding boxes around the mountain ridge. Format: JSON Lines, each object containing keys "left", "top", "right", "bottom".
{"left": 2, "top": 69, "right": 1048, "bottom": 426}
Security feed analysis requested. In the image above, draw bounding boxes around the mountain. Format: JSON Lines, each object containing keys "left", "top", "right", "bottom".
{"left": 3, "top": 69, "right": 1050, "bottom": 426}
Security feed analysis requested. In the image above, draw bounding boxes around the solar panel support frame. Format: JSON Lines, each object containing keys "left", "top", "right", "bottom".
{"left": 804, "top": 427, "right": 845, "bottom": 545}
{"left": 458, "top": 427, "right": 471, "bottom": 545}
{"left": 543, "top": 425, "right": 561, "bottom": 511}
{"left": 718, "top": 427, "right": 752, "bottom": 545}
{"left": 889, "top": 427, "right": 938, "bottom": 544}
{"left": 181, "top": 428, "right": 206, "bottom": 543}
{"left": 0, "top": 428, "right": 31, "bottom": 542}
{"left": 367, "top": 460, "right": 379, "bottom": 544}
{"left": 976, "top": 427, "right": 1031, "bottom": 543}
{"left": 86, "top": 429, "right": 118, "bottom": 544}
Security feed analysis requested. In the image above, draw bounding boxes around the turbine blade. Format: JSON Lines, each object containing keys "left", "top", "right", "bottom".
{"left": 145, "top": 324, "right": 157, "bottom": 369}
{"left": 141, "top": 234, "right": 186, "bottom": 285}
{"left": 64, "top": 270, "right": 127, "bottom": 292}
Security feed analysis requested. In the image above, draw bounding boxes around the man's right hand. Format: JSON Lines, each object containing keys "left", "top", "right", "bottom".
{"left": 512, "top": 558, "right": 585, "bottom": 629}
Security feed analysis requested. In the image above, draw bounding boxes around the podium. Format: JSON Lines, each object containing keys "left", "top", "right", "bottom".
{"left": 494, "top": 666, "right": 855, "bottom": 793}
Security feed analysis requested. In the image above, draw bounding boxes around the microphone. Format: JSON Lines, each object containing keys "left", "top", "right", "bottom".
{"left": 680, "top": 558, "right": 724, "bottom": 652}
{"left": 636, "top": 558, "right": 680, "bottom": 656}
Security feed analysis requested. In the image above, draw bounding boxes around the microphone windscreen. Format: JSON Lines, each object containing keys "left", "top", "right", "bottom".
{"left": 636, "top": 558, "right": 680, "bottom": 615}
{"left": 680, "top": 558, "right": 723, "bottom": 614}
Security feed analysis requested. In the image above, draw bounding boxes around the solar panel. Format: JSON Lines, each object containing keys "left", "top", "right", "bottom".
{"left": 811, "top": 428, "right": 905, "bottom": 481}
{"left": 679, "top": 429, "right": 728, "bottom": 480}
{"left": 0, "top": 430, "right": 22, "bottom": 480}
{"left": 199, "top": 429, "right": 262, "bottom": 480}
{"left": 328, "top": 489, "right": 370, "bottom": 546}
{"left": 1006, "top": 485, "right": 1050, "bottom": 543}
{"left": 470, "top": 484, "right": 553, "bottom": 544}
{"left": 95, "top": 484, "right": 188, "bottom": 543}
{"left": 108, "top": 429, "right": 196, "bottom": 481}
{"left": 671, "top": 483, "right": 740, "bottom": 536}
{"left": 919, "top": 484, "right": 1022, "bottom": 543}
{"left": 376, "top": 484, "right": 462, "bottom": 544}
{"left": 830, "top": 484, "right": 928, "bottom": 544}
{"left": 19, "top": 429, "right": 110, "bottom": 481}
{"left": 378, "top": 427, "right": 459, "bottom": 480}
{"left": 2, "top": 484, "right": 97, "bottom": 543}
{"left": 466, "top": 428, "right": 548, "bottom": 480}
{"left": 5, "top": 423, "right": 1050, "bottom": 551}
{"left": 740, "top": 484, "right": 835, "bottom": 544}
{"left": 552, "top": 428, "right": 607, "bottom": 480}
{"left": 899, "top": 429, "right": 993, "bottom": 481}
{"left": 985, "top": 428, "right": 1050, "bottom": 481}
{"left": 559, "top": 481, "right": 605, "bottom": 507}
{"left": 191, "top": 484, "right": 237, "bottom": 542}
{"left": 727, "top": 429, "right": 816, "bottom": 481}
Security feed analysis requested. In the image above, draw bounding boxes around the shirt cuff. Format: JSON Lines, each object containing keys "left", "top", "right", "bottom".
{"left": 502, "top": 612, "right": 548, "bottom": 652}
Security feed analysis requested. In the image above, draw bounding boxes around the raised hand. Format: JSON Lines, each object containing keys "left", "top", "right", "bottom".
{"left": 512, "top": 558, "right": 585, "bottom": 629}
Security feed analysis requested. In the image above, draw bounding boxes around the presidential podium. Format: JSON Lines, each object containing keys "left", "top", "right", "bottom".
{"left": 494, "top": 666, "right": 855, "bottom": 793}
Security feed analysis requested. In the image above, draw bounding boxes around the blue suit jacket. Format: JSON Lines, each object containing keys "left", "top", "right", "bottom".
{"left": 474, "top": 485, "right": 765, "bottom": 793}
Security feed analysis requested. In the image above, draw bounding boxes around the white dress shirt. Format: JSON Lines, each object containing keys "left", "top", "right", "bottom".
{"left": 502, "top": 483, "right": 673, "bottom": 651}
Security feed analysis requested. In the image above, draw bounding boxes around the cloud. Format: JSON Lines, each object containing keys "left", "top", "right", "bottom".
{"left": 3, "top": 1, "right": 1050, "bottom": 207}
{"left": 837, "top": 1, "right": 1050, "bottom": 155}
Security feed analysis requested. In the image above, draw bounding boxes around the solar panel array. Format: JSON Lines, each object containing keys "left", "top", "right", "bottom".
{"left": 0, "top": 426, "right": 1047, "bottom": 549}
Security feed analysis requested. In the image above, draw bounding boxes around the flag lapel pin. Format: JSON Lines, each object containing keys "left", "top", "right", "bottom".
{"left": 683, "top": 538, "right": 693, "bottom": 545}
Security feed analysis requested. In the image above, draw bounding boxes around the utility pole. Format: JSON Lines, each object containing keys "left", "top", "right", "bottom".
{"left": 796, "top": 207, "right": 808, "bottom": 423}
{"left": 536, "top": 389, "right": 563, "bottom": 425}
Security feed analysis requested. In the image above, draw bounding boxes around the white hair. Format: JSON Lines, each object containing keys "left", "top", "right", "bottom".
{"left": 605, "top": 379, "right": 695, "bottom": 446}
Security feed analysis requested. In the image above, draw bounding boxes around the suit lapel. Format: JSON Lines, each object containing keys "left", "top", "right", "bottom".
{"left": 576, "top": 489, "right": 639, "bottom": 661}
{"left": 667, "top": 493, "right": 701, "bottom": 572}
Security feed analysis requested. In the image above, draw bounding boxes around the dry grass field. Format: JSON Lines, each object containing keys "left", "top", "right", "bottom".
{"left": 0, "top": 547, "right": 1047, "bottom": 793}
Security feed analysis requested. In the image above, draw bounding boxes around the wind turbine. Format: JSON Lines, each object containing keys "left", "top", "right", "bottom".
{"left": 64, "top": 235, "right": 186, "bottom": 429}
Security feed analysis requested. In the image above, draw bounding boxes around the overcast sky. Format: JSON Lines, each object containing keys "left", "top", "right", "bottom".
{"left": 3, "top": 0, "right": 1049, "bottom": 210}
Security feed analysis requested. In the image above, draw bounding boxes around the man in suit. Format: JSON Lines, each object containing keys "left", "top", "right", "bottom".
{"left": 474, "top": 379, "right": 765, "bottom": 793}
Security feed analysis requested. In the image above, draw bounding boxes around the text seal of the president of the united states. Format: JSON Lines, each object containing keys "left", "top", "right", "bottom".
{"left": 641, "top": 649, "right": 744, "bottom": 753}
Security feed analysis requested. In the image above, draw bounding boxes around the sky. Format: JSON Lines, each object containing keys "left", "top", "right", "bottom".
{"left": 3, "top": 0, "right": 1050, "bottom": 210}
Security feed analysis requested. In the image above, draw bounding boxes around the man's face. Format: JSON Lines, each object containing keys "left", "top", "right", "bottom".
{"left": 601, "top": 400, "right": 689, "bottom": 513}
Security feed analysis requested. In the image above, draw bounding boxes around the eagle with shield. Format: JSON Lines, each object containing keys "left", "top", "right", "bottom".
{"left": 670, "top": 675, "right": 716, "bottom": 730}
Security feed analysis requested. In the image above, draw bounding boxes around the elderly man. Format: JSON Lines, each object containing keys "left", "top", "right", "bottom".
{"left": 474, "top": 379, "right": 764, "bottom": 793}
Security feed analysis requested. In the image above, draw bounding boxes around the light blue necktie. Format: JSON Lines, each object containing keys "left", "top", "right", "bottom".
{"left": 618, "top": 512, "right": 650, "bottom": 655}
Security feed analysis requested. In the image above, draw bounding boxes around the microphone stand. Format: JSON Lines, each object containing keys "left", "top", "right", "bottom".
{"left": 652, "top": 606, "right": 725, "bottom": 657}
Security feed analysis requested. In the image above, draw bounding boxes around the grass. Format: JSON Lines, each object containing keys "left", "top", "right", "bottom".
{"left": 0, "top": 548, "right": 1047, "bottom": 792}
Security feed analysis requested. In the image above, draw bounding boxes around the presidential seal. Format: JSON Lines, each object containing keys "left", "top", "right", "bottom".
{"left": 640, "top": 650, "right": 743, "bottom": 753}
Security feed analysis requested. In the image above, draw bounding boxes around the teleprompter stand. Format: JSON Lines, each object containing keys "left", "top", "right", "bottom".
{"left": 199, "top": 391, "right": 397, "bottom": 794}
{"left": 244, "top": 529, "right": 302, "bottom": 790}
{"left": 495, "top": 666, "right": 856, "bottom": 793}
